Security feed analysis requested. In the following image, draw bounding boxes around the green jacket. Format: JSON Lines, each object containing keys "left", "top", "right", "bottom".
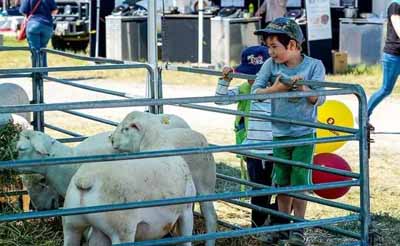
{"left": 234, "top": 82, "right": 251, "bottom": 144}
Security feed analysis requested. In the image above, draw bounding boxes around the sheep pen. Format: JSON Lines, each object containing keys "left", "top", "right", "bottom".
{"left": 0, "top": 61, "right": 397, "bottom": 245}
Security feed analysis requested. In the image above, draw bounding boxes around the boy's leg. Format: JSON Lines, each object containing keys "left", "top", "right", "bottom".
{"left": 271, "top": 144, "right": 293, "bottom": 243}
{"left": 273, "top": 144, "right": 293, "bottom": 215}
{"left": 290, "top": 139, "right": 314, "bottom": 219}
{"left": 289, "top": 135, "right": 314, "bottom": 245}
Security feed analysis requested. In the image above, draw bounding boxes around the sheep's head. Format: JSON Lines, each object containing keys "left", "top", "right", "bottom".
{"left": 110, "top": 111, "right": 162, "bottom": 152}
{"left": 16, "top": 130, "right": 57, "bottom": 160}
{"left": 21, "top": 174, "right": 62, "bottom": 210}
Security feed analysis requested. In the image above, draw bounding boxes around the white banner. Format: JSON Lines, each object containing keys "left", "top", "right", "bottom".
{"left": 306, "top": 0, "right": 332, "bottom": 41}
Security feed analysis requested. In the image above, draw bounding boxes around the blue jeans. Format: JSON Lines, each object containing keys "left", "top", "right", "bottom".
{"left": 368, "top": 53, "right": 400, "bottom": 116}
{"left": 26, "top": 21, "right": 53, "bottom": 67}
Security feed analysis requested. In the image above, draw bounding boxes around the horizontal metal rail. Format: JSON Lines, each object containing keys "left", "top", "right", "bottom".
{"left": 0, "top": 46, "right": 30, "bottom": 51}
{"left": 0, "top": 136, "right": 357, "bottom": 169}
{"left": 220, "top": 146, "right": 359, "bottom": 178}
{"left": 0, "top": 73, "right": 32, "bottom": 79}
{"left": 0, "top": 63, "right": 153, "bottom": 75}
{"left": 0, "top": 92, "right": 358, "bottom": 133}
{"left": 340, "top": 242, "right": 361, "bottom": 246}
{"left": 43, "top": 48, "right": 125, "bottom": 64}
{"left": 44, "top": 76, "right": 144, "bottom": 99}
{"left": 0, "top": 181, "right": 358, "bottom": 222}
{"left": 193, "top": 211, "right": 243, "bottom": 230}
{"left": 61, "top": 110, "right": 119, "bottom": 126}
{"left": 57, "top": 137, "right": 87, "bottom": 143}
{"left": 217, "top": 173, "right": 360, "bottom": 213}
{"left": 44, "top": 123, "right": 83, "bottom": 137}
{"left": 114, "top": 215, "right": 359, "bottom": 246}
{"left": 0, "top": 190, "right": 29, "bottom": 197}
{"left": 180, "top": 103, "right": 358, "bottom": 134}
{"left": 164, "top": 64, "right": 360, "bottom": 89}
{"left": 224, "top": 199, "right": 360, "bottom": 239}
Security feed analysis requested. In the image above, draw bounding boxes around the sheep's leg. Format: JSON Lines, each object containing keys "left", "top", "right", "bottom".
{"left": 63, "top": 222, "right": 84, "bottom": 246}
{"left": 199, "top": 201, "right": 217, "bottom": 246}
{"left": 111, "top": 223, "right": 137, "bottom": 244}
{"left": 177, "top": 208, "right": 194, "bottom": 246}
{"left": 88, "top": 228, "right": 111, "bottom": 246}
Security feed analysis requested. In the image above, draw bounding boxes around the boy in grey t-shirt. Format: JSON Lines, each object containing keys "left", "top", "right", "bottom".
{"left": 252, "top": 17, "right": 326, "bottom": 245}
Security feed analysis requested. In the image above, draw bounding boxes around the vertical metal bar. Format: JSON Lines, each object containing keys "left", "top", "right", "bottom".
{"left": 198, "top": 0, "right": 204, "bottom": 64}
{"left": 95, "top": 0, "right": 100, "bottom": 57}
{"left": 31, "top": 49, "right": 41, "bottom": 131}
{"left": 356, "top": 86, "right": 370, "bottom": 246}
{"left": 157, "top": 67, "right": 164, "bottom": 114}
{"left": 147, "top": 0, "right": 158, "bottom": 114}
{"left": 38, "top": 50, "right": 45, "bottom": 132}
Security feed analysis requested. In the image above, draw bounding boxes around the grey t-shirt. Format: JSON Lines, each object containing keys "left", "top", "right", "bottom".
{"left": 251, "top": 55, "right": 326, "bottom": 137}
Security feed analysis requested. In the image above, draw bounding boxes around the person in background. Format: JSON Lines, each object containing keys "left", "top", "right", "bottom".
{"left": 367, "top": 0, "right": 400, "bottom": 129}
{"left": 252, "top": 17, "right": 326, "bottom": 245}
{"left": 20, "top": 0, "right": 58, "bottom": 68}
{"left": 215, "top": 46, "right": 278, "bottom": 245}
{"left": 255, "top": 0, "right": 288, "bottom": 27}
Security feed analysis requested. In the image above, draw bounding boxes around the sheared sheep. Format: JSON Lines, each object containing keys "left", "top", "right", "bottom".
{"left": 63, "top": 113, "right": 196, "bottom": 245}
{"left": 0, "top": 83, "right": 32, "bottom": 210}
{"left": 110, "top": 111, "right": 217, "bottom": 246}
{"left": 0, "top": 83, "right": 31, "bottom": 123}
{"left": 16, "top": 131, "right": 116, "bottom": 200}
{"left": 20, "top": 174, "right": 61, "bottom": 211}
{"left": 157, "top": 113, "right": 190, "bottom": 129}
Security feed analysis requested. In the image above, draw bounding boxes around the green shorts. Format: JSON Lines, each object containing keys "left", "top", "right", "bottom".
{"left": 272, "top": 133, "right": 315, "bottom": 186}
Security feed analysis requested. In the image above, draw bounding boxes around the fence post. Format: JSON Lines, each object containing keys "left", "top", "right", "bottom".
{"left": 357, "top": 87, "right": 370, "bottom": 246}
{"left": 157, "top": 67, "right": 164, "bottom": 114}
{"left": 31, "top": 49, "right": 44, "bottom": 131}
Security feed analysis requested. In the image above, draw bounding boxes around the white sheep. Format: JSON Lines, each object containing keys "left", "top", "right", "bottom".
{"left": 157, "top": 113, "right": 191, "bottom": 129}
{"left": 63, "top": 113, "right": 196, "bottom": 245}
{"left": 16, "top": 130, "right": 119, "bottom": 245}
{"left": 16, "top": 131, "right": 116, "bottom": 199}
{"left": 0, "top": 83, "right": 33, "bottom": 210}
{"left": 0, "top": 83, "right": 31, "bottom": 123}
{"left": 20, "top": 174, "right": 61, "bottom": 211}
{"left": 110, "top": 111, "right": 217, "bottom": 246}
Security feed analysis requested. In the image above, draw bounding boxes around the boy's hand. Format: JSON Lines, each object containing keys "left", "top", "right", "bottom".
{"left": 222, "top": 66, "right": 234, "bottom": 82}
{"left": 291, "top": 76, "right": 310, "bottom": 91}
{"left": 271, "top": 75, "right": 291, "bottom": 92}
{"left": 291, "top": 75, "right": 303, "bottom": 89}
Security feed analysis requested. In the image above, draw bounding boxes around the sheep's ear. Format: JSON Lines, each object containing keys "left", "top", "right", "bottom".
{"left": 130, "top": 123, "right": 141, "bottom": 131}
{"left": 31, "top": 135, "right": 50, "bottom": 156}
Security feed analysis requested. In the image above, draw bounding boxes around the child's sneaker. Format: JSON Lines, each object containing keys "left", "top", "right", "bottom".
{"left": 287, "top": 230, "right": 306, "bottom": 246}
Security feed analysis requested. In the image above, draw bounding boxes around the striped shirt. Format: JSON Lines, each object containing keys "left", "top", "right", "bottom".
{"left": 215, "top": 78, "right": 273, "bottom": 155}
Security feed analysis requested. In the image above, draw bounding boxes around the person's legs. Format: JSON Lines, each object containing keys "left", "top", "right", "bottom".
{"left": 368, "top": 53, "right": 400, "bottom": 117}
{"left": 246, "top": 157, "right": 271, "bottom": 227}
{"left": 38, "top": 25, "right": 53, "bottom": 68}
{"left": 26, "top": 21, "right": 41, "bottom": 67}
